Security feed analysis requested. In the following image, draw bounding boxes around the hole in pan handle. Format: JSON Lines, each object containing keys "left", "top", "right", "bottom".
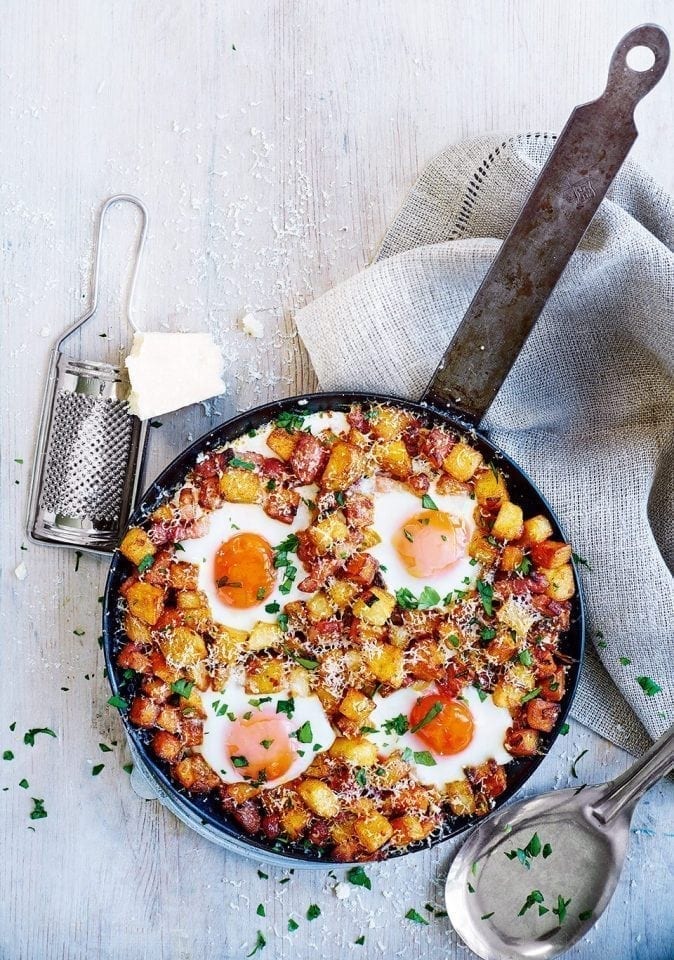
{"left": 421, "top": 23, "right": 670, "bottom": 427}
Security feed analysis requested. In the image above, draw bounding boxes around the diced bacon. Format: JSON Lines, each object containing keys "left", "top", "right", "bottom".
{"left": 344, "top": 493, "right": 374, "bottom": 529}
{"left": 178, "top": 488, "right": 200, "bottom": 521}
{"left": 290, "top": 433, "right": 329, "bottom": 483}
{"left": 260, "top": 457, "right": 288, "bottom": 481}
{"left": 346, "top": 405, "right": 369, "bottom": 432}
{"left": 149, "top": 516, "right": 210, "bottom": 545}
{"left": 342, "top": 552, "right": 378, "bottom": 586}
{"left": 197, "top": 476, "right": 223, "bottom": 511}
{"left": 264, "top": 488, "right": 300, "bottom": 524}
{"left": 308, "top": 620, "right": 343, "bottom": 645}
{"left": 422, "top": 427, "right": 456, "bottom": 468}
{"left": 407, "top": 473, "right": 430, "bottom": 495}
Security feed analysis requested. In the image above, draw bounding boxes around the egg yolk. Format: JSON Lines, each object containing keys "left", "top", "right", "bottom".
{"left": 227, "top": 713, "right": 295, "bottom": 782}
{"left": 409, "top": 694, "right": 474, "bottom": 755}
{"left": 214, "top": 532, "right": 276, "bottom": 608}
{"left": 393, "top": 509, "right": 468, "bottom": 578}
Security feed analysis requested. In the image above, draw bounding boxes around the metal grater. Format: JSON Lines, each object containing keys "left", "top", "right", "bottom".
{"left": 27, "top": 195, "right": 150, "bottom": 554}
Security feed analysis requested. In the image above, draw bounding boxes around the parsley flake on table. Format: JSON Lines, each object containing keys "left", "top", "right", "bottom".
{"left": 346, "top": 865, "right": 371, "bottom": 890}
{"left": 571, "top": 749, "right": 588, "bottom": 778}
{"left": 405, "top": 908, "right": 428, "bottom": 925}
{"left": 91, "top": 764, "right": 104, "bottom": 776}
{"left": 29, "top": 798, "right": 47, "bottom": 820}
{"left": 354, "top": 935, "right": 365, "bottom": 945}
{"left": 19, "top": 778, "right": 29, "bottom": 789}
{"left": 636, "top": 676, "right": 662, "bottom": 696}
{"left": 306, "top": 903, "right": 321, "bottom": 921}
{"left": 287, "top": 918, "right": 299, "bottom": 932}
{"left": 2, "top": 750, "right": 13, "bottom": 761}
{"left": 23, "top": 727, "right": 56, "bottom": 746}
{"left": 518, "top": 890, "right": 544, "bottom": 916}
{"left": 256, "top": 903, "right": 265, "bottom": 917}
{"left": 246, "top": 930, "right": 266, "bottom": 956}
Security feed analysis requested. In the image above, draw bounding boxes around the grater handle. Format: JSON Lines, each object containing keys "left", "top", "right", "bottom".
{"left": 56, "top": 195, "right": 149, "bottom": 351}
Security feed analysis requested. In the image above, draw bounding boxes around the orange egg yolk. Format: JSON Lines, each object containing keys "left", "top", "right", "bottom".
{"left": 393, "top": 509, "right": 468, "bottom": 578}
{"left": 227, "top": 713, "right": 295, "bottom": 782}
{"left": 214, "top": 532, "right": 276, "bottom": 608}
{"left": 409, "top": 694, "right": 475, "bottom": 755}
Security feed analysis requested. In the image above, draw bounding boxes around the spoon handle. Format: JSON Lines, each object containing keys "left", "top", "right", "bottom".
{"left": 592, "top": 723, "right": 674, "bottom": 825}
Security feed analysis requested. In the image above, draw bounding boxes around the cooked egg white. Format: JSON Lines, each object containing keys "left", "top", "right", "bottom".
{"left": 232, "top": 409, "right": 349, "bottom": 457}
{"left": 365, "top": 685, "right": 512, "bottom": 786}
{"left": 365, "top": 482, "right": 478, "bottom": 603}
{"left": 197, "top": 682, "right": 335, "bottom": 788}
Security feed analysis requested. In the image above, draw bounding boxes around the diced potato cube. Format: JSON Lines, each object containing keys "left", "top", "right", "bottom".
{"left": 124, "top": 612, "right": 152, "bottom": 646}
{"left": 173, "top": 755, "right": 220, "bottom": 792}
{"left": 491, "top": 502, "right": 524, "bottom": 541}
{"left": 372, "top": 439, "right": 412, "bottom": 480}
{"left": 266, "top": 427, "right": 298, "bottom": 461}
{"left": 288, "top": 665, "right": 311, "bottom": 698}
{"left": 305, "top": 590, "right": 336, "bottom": 623}
{"left": 443, "top": 442, "right": 483, "bottom": 482}
{"left": 151, "top": 504, "right": 173, "bottom": 523}
{"left": 281, "top": 807, "right": 311, "bottom": 839}
{"left": 246, "top": 656, "right": 285, "bottom": 694}
{"left": 505, "top": 727, "right": 540, "bottom": 757}
{"left": 321, "top": 441, "right": 365, "bottom": 491}
{"left": 499, "top": 544, "right": 525, "bottom": 572}
{"left": 352, "top": 587, "right": 396, "bottom": 627}
{"left": 339, "top": 688, "right": 374, "bottom": 723}
{"left": 176, "top": 589, "right": 209, "bottom": 610}
{"left": 151, "top": 730, "right": 182, "bottom": 763}
{"left": 387, "top": 623, "right": 413, "bottom": 649}
{"left": 444, "top": 779, "right": 476, "bottom": 816}
{"left": 486, "top": 632, "right": 519, "bottom": 664}
{"left": 531, "top": 541, "right": 573, "bottom": 570}
{"left": 247, "top": 621, "right": 284, "bottom": 651}
{"left": 159, "top": 626, "right": 207, "bottom": 667}
{"left": 521, "top": 514, "right": 554, "bottom": 545}
{"left": 509, "top": 663, "right": 536, "bottom": 690}
{"left": 329, "top": 737, "right": 378, "bottom": 766}
{"left": 126, "top": 581, "right": 165, "bottom": 626}
{"left": 209, "top": 624, "right": 249, "bottom": 663}
{"left": 347, "top": 427, "right": 369, "bottom": 449}
{"left": 364, "top": 642, "right": 405, "bottom": 688}
{"left": 497, "top": 596, "right": 538, "bottom": 639}
{"left": 117, "top": 642, "right": 151, "bottom": 674}
{"left": 168, "top": 561, "right": 199, "bottom": 590}
{"left": 468, "top": 531, "right": 499, "bottom": 564}
{"left": 129, "top": 697, "right": 160, "bottom": 727}
{"left": 308, "top": 513, "right": 349, "bottom": 554}
{"left": 473, "top": 469, "right": 509, "bottom": 507}
{"left": 369, "top": 406, "right": 413, "bottom": 440}
{"left": 354, "top": 813, "right": 393, "bottom": 852}
{"left": 541, "top": 563, "right": 575, "bottom": 600}
{"left": 361, "top": 527, "right": 382, "bottom": 548}
{"left": 296, "top": 778, "right": 340, "bottom": 817}
{"left": 120, "top": 527, "right": 156, "bottom": 566}
{"left": 327, "top": 579, "right": 359, "bottom": 610}
{"left": 223, "top": 782, "right": 259, "bottom": 804}
{"left": 492, "top": 682, "right": 524, "bottom": 710}
{"left": 219, "top": 468, "right": 263, "bottom": 503}
{"left": 390, "top": 814, "right": 428, "bottom": 845}
{"left": 148, "top": 649, "right": 182, "bottom": 684}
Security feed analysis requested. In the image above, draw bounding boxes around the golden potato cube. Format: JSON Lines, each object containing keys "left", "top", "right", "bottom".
{"left": 352, "top": 587, "right": 396, "bottom": 627}
{"left": 296, "top": 778, "right": 340, "bottom": 818}
{"left": 530, "top": 540, "right": 573, "bottom": 569}
{"left": 364, "top": 642, "right": 405, "bottom": 688}
{"left": 474, "top": 469, "right": 510, "bottom": 507}
{"left": 209, "top": 624, "right": 249, "bottom": 663}
{"left": 150, "top": 504, "right": 173, "bottom": 524}
{"left": 347, "top": 427, "right": 369, "bottom": 449}
{"left": 124, "top": 612, "right": 152, "bottom": 645}
{"left": 354, "top": 812, "right": 393, "bottom": 852}
{"left": 542, "top": 562, "right": 575, "bottom": 600}
{"left": 444, "top": 779, "right": 476, "bottom": 816}
{"left": 126, "top": 581, "right": 165, "bottom": 626}
{"left": 372, "top": 439, "right": 412, "bottom": 480}
{"left": 376, "top": 755, "right": 409, "bottom": 787}
{"left": 329, "top": 736, "right": 378, "bottom": 766}
{"left": 443, "top": 442, "right": 483, "bottom": 482}
{"left": 247, "top": 621, "right": 284, "bottom": 651}
{"left": 327, "top": 579, "right": 359, "bottom": 610}
{"left": 491, "top": 501, "right": 524, "bottom": 541}
{"left": 361, "top": 527, "right": 382, "bottom": 548}
{"left": 159, "top": 626, "right": 207, "bottom": 667}
{"left": 223, "top": 782, "right": 259, "bottom": 804}
{"left": 369, "top": 406, "right": 413, "bottom": 440}
{"left": 339, "top": 688, "right": 374, "bottom": 723}
{"left": 288, "top": 665, "right": 311, "bottom": 698}
{"left": 509, "top": 663, "right": 536, "bottom": 691}
{"left": 499, "top": 544, "right": 525, "bottom": 572}
{"left": 266, "top": 427, "right": 298, "bottom": 461}
{"left": 390, "top": 814, "right": 427, "bottom": 845}
{"left": 321, "top": 441, "right": 365, "bottom": 491}
{"left": 387, "top": 623, "right": 413, "bottom": 649}
{"left": 281, "top": 806, "right": 311, "bottom": 839}
{"left": 492, "top": 682, "right": 524, "bottom": 709}
{"left": 486, "top": 631, "right": 519, "bottom": 664}
{"left": 219, "top": 468, "right": 263, "bottom": 503}
{"left": 308, "top": 513, "right": 349, "bottom": 554}
{"left": 246, "top": 657, "right": 285, "bottom": 694}
{"left": 306, "top": 590, "right": 336, "bottom": 623}
{"left": 521, "top": 514, "right": 554, "bottom": 545}
{"left": 120, "top": 527, "right": 157, "bottom": 566}
{"left": 176, "top": 589, "right": 209, "bottom": 611}
{"left": 468, "top": 531, "right": 499, "bottom": 565}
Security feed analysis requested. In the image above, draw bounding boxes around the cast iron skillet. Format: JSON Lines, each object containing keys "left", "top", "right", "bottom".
{"left": 103, "top": 26, "right": 668, "bottom": 864}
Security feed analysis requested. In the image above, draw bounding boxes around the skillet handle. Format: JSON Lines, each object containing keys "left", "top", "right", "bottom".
{"left": 421, "top": 24, "right": 669, "bottom": 426}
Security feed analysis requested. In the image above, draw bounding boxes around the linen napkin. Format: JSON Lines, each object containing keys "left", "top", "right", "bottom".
{"left": 294, "top": 132, "right": 674, "bottom": 757}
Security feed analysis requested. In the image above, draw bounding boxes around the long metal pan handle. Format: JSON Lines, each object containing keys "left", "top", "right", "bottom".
{"left": 421, "top": 24, "right": 669, "bottom": 425}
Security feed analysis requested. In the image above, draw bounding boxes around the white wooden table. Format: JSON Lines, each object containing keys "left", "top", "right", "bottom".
{"left": 2, "top": 2, "right": 673, "bottom": 958}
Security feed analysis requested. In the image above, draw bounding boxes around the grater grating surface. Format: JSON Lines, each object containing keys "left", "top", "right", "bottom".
{"left": 40, "top": 392, "right": 134, "bottom": 521}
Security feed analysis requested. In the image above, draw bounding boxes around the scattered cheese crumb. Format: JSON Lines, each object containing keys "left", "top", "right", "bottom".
{"left": 241, "top": 312, "right": 264, "bottom": 338}
{"left": 14, "top": 562, "right": 28, "bottom": 580}
{"left": 333, "top": 882, "right": 351, "bottom": 900}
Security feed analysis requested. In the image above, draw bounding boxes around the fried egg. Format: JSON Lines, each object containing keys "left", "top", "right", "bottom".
{"left": 178, "top": 498, "right": 313, "bottom": 631}
{"left": 197, "top": 682, "right": 335, "bottom": 788}
{"left": 232, "top": 409, "right": 349, "bottom": 457}
{"left": 365, "top": 684, "right": 512, "bottom": 786}
{"left": 365, "top": 483, "right": 478, "bottom": 604}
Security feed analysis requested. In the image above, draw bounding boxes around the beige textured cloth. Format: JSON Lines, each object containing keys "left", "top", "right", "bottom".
{"left": 295, "top": 133, "right": 674, "bottom": 757}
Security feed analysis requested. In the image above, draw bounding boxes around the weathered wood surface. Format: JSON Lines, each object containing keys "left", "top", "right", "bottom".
{"left": 1, "top": 2, "right": 673, "bottom": 958}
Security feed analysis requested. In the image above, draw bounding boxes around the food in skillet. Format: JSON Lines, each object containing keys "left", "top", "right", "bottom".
{"left": 115, "top": 403, "right": 575, "bottom": 861}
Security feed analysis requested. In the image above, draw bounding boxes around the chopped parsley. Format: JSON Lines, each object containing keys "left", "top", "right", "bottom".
{"left": 571, "top": 749, "right": 588, "bottom": 778}
{"left": 518, "top": 890, "right": 544, "bottom": 916}
{"left": 137, "top": 554, "right": 154, "bottom": 574}
{"left": 395, "top": 587, "right": 418, "bottom": 610}
{"left": 306, "top": 904, "right": 321, "bottom": 921}
{"left": 571, "top": 552, "right": 592, "bottom": 570}
{"left": 578, "top": 909, "right": 593, "bottom": 921}
{"left": 107, "top": 695, "right": 129, "bottom": 710}
{"left": 293, "top": 721, "right": 313, "bottom": 744}
{"left": 287, "top": 918, "right": 299, "bottom": 932}
{"left": 99, "top": 743, "right": 113, "bottom": 753}
{"left": 421, "top": 494, "right": 438, "bottom": 510}
{"left": 515, "top": 556, "right": 532, "bottom": 575}
{"left": 405, "top": 908, "right": 428, "bottom": 925}
{"left": 560, "top": 722, "right": 570, "bottom": 735}
{"left": 231, "top": 755, "right": 249, "bottom": 768}
{"left": 74, "top": 550, "right": 83, "bottom": 572}
{"left": 410, "top": 700, "right": 443, "bottom": 733}
{"left": 518, "top": 649, "right": 534, "bottom": 666}
{"left": 473, "top": 685, "right": 488, "bottom": 703}
{"left": 480, "top": 912, "right": 495, "bottom": 921}
{"left": 636, "top": 676, "right": 662, "bottom": 696}
{"left": 552, "top": 894, "right": 571, "bottom": 925}
{"left": 417, "top": 586, "right": 441, "bottom": 609}
{"left": 276, "top": 410, "right": 306, "bottom": 431}
{"left": 276, "top": 698, "right": 295, "bottom": 719}
{"left": 246, "top": 931, "right": 266, "bottom": 956}
{"left": 505, "top": 832, "right": 544, "bottom": 869}
{"left": 257, "top": 869, "right": 268, "bottom": 879}
{"left": 171, "top": 679, "right": 194, "bottom": 699}
{"left": 260, "top": 739, "right": 273, "bottom": 750}
{"left": 285, "top": 648, "right": 319, "bottom": 670}
{"left": 274, "top": 534, "right": 300, "bottom": 594}
{"left": 382, "top": 714, "right": 409, "bottom": 736}
{"left": 23, "top": 727, "right": 57, "bottom": 746}
{"left": 402, "top": 747, "right": 436, "bottom": 766}
{"left": 30, "top": 798, "right": 48, "bottom": 820}
{"left": 354, "top": 935, "right": 365, "bottom": 945}
{"left": 476, "top": 579, "right": 494, "bottom": 616}
{"left": 520, "top": 687, "right": 542, "bottom": 705}
{"left": 346, "top": 865, "right": 372, "bottom": 890}
{"left": 92, "top": 764, "right": 104, "bottom": 776}
{"left": 403, "top": 528, "right": 414, "bottom": 543}
{"left": 19, "top": 778, "right": 29, "bottom": 789}
{"left": 256, "top": 903, "right": 265, "bottom": 917}
{"left": 480, "top": 626, "right": 497, "bottom": 642}
{"left": 619, "top": 656, "right": 632, "bottom": 666}
{"left": 230, "top": 457, "right": 256, "bottom": 471}
{"left": 265, "top": 602, "right": 280, "bottom": 614}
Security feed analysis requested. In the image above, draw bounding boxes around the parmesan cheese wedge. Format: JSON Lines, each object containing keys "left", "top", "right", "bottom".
{"left": 125, "top": 331, "right": 225, "bottom": 421}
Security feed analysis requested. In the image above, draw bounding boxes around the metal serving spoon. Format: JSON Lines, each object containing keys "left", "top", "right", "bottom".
{"left": 445, "top": 723, "right": 674, "bottom": 959}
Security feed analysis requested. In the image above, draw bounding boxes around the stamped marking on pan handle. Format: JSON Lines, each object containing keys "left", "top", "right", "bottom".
{"left": 421, "top": 24, "right": 670, "bottom": 426}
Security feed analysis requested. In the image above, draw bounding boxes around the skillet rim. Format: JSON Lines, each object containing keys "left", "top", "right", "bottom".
{"left": 103, "top": 390, "right": 585, "bottom": 866}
